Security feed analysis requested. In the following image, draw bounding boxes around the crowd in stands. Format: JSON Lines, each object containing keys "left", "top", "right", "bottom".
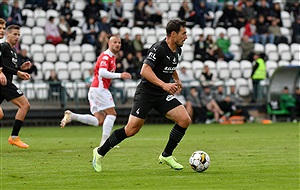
{"left": 0, "top": 0, "right": 299, "bottom": 122}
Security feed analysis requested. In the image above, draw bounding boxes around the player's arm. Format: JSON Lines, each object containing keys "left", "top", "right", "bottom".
{"left": 141, "top": 64, "right": 179, "bottom": 95}
{"left": 172, "top": 70, "right": 182, "bottom": 91}
{"left": 99, "top": 68, "right": 131, "bottom": 79}
{"left": 0, "top": 67, "right": 7, "bottom": 85}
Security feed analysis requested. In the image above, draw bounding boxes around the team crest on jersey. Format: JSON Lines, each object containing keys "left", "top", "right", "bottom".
{"left": 100, "top": 61, "right": 107, "bottom": 67}
{"left": 103, "top": 56, "right": 109, "bottom": 60}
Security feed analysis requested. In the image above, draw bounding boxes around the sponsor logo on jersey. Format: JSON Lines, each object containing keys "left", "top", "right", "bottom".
{"left": 148, "top": 52, "right": 156, "bottom": 61}
{"left": 163, "top": 66, "right": 176, "bottom": 73}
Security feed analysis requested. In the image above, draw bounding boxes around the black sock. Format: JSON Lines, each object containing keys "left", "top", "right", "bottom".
{"left": 11, "top": 120, "right": 23, "bottom": 136}
{"left": 98, "top": 127, "right": 127, "bottom": 156}
{"left": 162, "top": 124, "right": 187, "bottom": 157}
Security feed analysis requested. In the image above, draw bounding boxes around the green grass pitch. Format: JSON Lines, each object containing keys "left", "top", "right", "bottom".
{"left": 1, "top": 123, "right": 299, "bottom": 190}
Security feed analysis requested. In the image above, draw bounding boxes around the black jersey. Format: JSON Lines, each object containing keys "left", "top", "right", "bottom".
{"left": 0, "top": 43, "right": 18, "bottom": 76}
{"left": 1, "top": 42, "right": 19, "bottom": 82}
{"left": 137, "top": 39, "right": 182, "bottom": 95}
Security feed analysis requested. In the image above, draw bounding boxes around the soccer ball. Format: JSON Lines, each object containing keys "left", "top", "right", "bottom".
{"left": 189, "top": 150, "right": 210, "bottom": 172}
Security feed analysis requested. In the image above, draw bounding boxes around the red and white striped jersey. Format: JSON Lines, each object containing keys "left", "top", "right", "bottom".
{"left": 90, "top": 49, "right": 116, "bottom": 89}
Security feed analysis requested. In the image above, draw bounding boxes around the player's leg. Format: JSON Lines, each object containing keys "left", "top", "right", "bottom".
{"left": 8, "top": 95, "right": 30, "bottom": 148}
{"left": 0, "top": 107, "right": 4, "bottom": 120}
{"left": 92, "top": 115, "right": 144, "bottom": 172}
{"left": 60, "top": 110, "right": 102, "bottom": 128}
{"left": 157, "top": 98, "right": 191, "bottom": 170}
{"left": 100, "top": 107, "right": 117, "bottom": 146}
{"left": 60, "top": 87, "right": 107, "bottom": 128}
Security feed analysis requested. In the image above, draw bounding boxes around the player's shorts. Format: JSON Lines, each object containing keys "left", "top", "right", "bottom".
{"left": 130, "top": 92, "right": 182, "bottom": 119}
{"left": 88, "top": 87, "right": 115, "bottom": 114}
{"left": 0, "top": 82, "right": 23, "bottom": 104}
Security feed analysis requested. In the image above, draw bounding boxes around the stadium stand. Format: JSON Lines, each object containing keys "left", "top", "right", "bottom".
{"left": 1, "top": 0, "right": 299, "bottom": 125}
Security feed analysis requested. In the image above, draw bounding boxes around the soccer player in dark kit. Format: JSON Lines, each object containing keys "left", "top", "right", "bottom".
{"left": 0, "top": 24, "right": 32, "bottom": 148}
{"left": 92, "top": 19, "right": 192, "bottom": 172}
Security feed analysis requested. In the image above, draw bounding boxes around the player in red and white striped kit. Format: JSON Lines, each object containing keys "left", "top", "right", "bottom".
{"left": 60, "top": 35, "right": 131, "bottom": 146}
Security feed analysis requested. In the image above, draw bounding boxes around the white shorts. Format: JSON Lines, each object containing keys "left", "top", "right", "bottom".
{"left": 88, "top": 87, "right": 115, "bottom": 114}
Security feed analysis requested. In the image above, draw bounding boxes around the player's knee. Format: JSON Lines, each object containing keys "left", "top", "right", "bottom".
{"left": 98, "top": 119, "right": 104, "bottom": 126}
{"left": 0, "top": 113, "right": 4, "bottom": 120}
{"left": 22, "top": 102, "right": 30, "bottom": 111}
{"left": 178, "top": 115, "right": 192, "bottom": 128}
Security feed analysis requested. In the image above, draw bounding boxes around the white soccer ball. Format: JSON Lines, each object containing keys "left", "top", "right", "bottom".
{"left": 189, "top": 150, "right": 210, "bottom": 172}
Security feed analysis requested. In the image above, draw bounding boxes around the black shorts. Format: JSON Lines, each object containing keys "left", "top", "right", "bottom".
{"left": 0, "top": 82, "right": 23, "bottom": 104}
{"left": 130, "top": 92, "right": 182, "bottom": 119}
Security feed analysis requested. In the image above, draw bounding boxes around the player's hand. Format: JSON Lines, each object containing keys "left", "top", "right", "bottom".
{"left": 17, "top": 71, "right": 31, "bottom": 80}
{"left": 121, "top": 72, "right": 132, "bottom": 79}
{"left": 174, "top": 80, "right": 182, "bottom": 92}
{"left": 162, "top": 83, "right": 179, "bottom": 95}
{"left": 0, "top": 72, "right": 7, "bottom": 85}
{"left": 20, "top": 61, "right": 32, "bottom": 70}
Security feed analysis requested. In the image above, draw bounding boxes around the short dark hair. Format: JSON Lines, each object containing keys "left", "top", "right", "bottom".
{"left": 0, "top": 18, "right": 6, "bottom": 25}
{"left": 6, "top": 25, "right": 20, "bottom": 32}
{"left": 166, "top": 19, "right": 186, "bottom": 37}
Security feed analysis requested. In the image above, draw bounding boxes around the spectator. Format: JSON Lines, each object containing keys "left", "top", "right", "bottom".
{"left": 213, "top": 85, "right": 226, "bottom": 103}
{"left": 251, "top": 52, "right": 266, "bottom": 103}
{"left": 60, "top": 0, "right": 72, "bottom": 16}
{"left": 285, "top": 0, "right": 299, "bottom": 19}
{"left": 201, "top": 86, "right": 224, "bottom": 123}
{"left": 244, "top": 17, "right": 259, "bottom": 43}
{"left": 110, "top": 0, "right": 129, "bottom": 28}
{"left": 268, "top": 19, "right": 288, "bottom": 45}
{"left": 17, "top": 49, "right": 37, "bottom": 80}
{"left": 0, "top": 0, "right": 12, "bottom": 24}
{"left": 95, "top": 31, "right": 109, "bottom": 56}
{"left": 24, "top": 0, "right": 43, "bottom": 10}
{"left": 174, "top": 90, "right": 193, "bottom": 120}
{"left": 132, "top": 34, "right": 146, "bottom": 56}
{"left": 241, "top": 35, "right": 254, "bottom": 60}
{"left": 178, "top": 66, "right": 195, "bottom": 84}
{"left": 218, "top": 95, "right": 254, "bottom": 122}
{"left": 47, "top": 69, "right": 68, "bottom": 108}
{"left": 294, "top": 87, "right": 300, "bottom": 115}
{"left": 194, "top": 0, "right": 212, "bottom": 28}
{"left": 194, "top": 34, "right": 207, "bottom": 62}
{"left": 256, "top": 0, "right": 273, "bottom": 24}
{"left": 85, "top": 68, "right": 94, "bottom": 88}
{"left": 121, "top": 52, "right": 141, "bottom": 80}
{"left": 120, "top": 32, "right": 135, "bottom": 57}
{"left": 205, "top": 34, "right": 222, "bottom": 61}
{"left": 42, "top": 0, "right": 57, "bottom": 11}
{"left": 134, "top": 0, "right": 150, "bottom": 28}
{"left": 206, "top": 0, "right": 225, "bottom": 12}
{"left": 242, "top": 0, "right": 255, "bottom": 21}
{"left": 60, "top": 1, "right": 79, "bottom": 27}
{"left": 270, "top": 1, "right": 282, "bottom": 26}
{"left": 256, "top": 14, "right": 274, "bottom": 45}
{"left": 186, "top": 87, "right": 207, "bottom": 124}
{"left": 9, "top": 0, "right": 26, "bottom": 26}
{"left": 234, "top": 0, "right": 246, "bottom": 29}
{"left": 144, "top": 0, "right": 162, "bottom": 26}
{"left": 178, "top": 0, "right": 196, "bottom": 28}
{"left": 82, "top": 17, "right": 99, "bottom": 45}
{"left": 58, "top": 16, "right": 76, "bottom": 45}
{"left": 280, "top": 86, "right": 297, "bottom": 123}
{"left": 45, "top": 16, "right": 62, "bottom": 45}
{"left": 98, "top": 14, "right": 112, "bottom": 37}
{"left": 217, "top": 1, "right": 237, "bottom": 29}
{"left": 291, "top": 16, "right": 300, "bottom": 43}
{"left": 229, "top": 85, "right": 243, "bottom": 104}
{"left": 216, "top": 32, "right": 234, "bottom": 61}
{"left": 200, "top": 65, "right": 216, "bottom": 87}
{"left": 84, "top": 0, "right": 101, "bottom": 22}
